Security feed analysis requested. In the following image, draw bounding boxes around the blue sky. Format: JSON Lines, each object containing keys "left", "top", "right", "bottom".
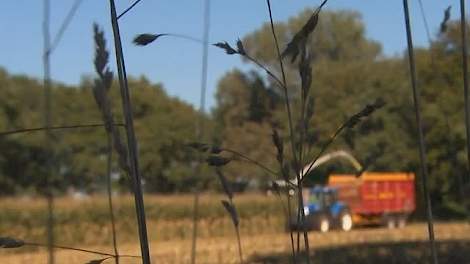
{"left": 0, "top": 1, "right": 462, "bottom": 110}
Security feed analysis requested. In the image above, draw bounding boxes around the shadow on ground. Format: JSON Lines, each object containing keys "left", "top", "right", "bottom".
{"left": 249, "top": 240, "right": 470, "bottom": 264}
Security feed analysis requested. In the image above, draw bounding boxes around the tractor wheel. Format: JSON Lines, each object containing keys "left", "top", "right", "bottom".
{"left": 339, "top": 211, "right": 353, "bottom": 231}
{"left": 397, "top": 215, "right": 407, "bottom": 228}
{"left": 318, "top": 215, "right": 330, "bottom": 233}
{"left": 385, "top": 216, "right": 396, "bottom": 229}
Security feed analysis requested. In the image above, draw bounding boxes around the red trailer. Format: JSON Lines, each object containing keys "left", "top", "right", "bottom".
{"left": 328, "top": 172, "right": 416, "bottom": 228}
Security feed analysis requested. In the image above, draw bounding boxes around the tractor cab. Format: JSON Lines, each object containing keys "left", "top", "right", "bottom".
{"left": 303, "top": 186, "right": 338, "bottom": 215}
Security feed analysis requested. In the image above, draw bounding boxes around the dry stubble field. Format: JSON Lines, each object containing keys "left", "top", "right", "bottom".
{"left": 0, "top": 194, "right": 469, "bottom": 263}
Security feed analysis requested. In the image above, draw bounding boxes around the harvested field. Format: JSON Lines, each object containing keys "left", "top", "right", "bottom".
{"left": 1, "top": 222, "right": 469, "bottom": 263}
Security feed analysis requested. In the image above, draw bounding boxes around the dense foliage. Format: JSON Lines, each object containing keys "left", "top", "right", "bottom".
{"left": 0, "top": 70, "right": 207, "bottom": 194}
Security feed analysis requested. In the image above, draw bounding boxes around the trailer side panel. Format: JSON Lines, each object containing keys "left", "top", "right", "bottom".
{"left": 329, "top": 173, "right": 415, "bottom": 216}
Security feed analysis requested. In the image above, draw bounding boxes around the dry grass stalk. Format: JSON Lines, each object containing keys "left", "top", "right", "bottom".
{"left": 0, "top": 123, "right": 124, "bottom": 137}
{"left": 216, "top": 169, "right": 243, "bottom": 264}
{"left": 192, "top": 2, "right": 211, "bottom": 262}
{"left": 117, "top": 0, "right": 144, "bottom": 20}
{"left": 0, "top": 235, "right": 140, "bottom": 263}
{"left": 458, "top": 0, "right": 470, "bottom": 201}
{"left": 42, "top": 0, "right": 55, "bottom": 262}
{"left": 41, "top": 0, "right": 87, "bottom": 261}
{"left": 402, "top": 0, "right": 438, "bottom": 263}
{"left": 92, "top": 23, "right": 120, "bottom": 264}
{"left": 108, "top": 0, "right": 151, "bottom": 262}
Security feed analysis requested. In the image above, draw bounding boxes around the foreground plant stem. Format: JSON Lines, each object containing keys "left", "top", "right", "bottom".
{"left": 0, "top": 123, "right": 124, "bottom": 137}
{"left": 190, "top": 191, "right": 199, "bottom": 264}
{"left": 222, "top": 148, "right": 279, "bottom": 177}
{"left": 235, "top": 224, "right": 243, "bottom": 264}
{"left": 117, "top": 0, "right": 143, "bottom": 20}
{"left": 106, "top": 134, "right": 119, "bottom": 264}
{"left": 191, "top": 1, "right": 211, "bottom": 263}
{"left": 460, "top": 0, "right": 470, "bottom": 193}
{"left": 227, "top": 197, "right": 244, "bottom": 264}
{"left": 302, "top": 123, "right": 346, "bottom": 178}
{"left": 42, "top": 0, "right": 54, "bottom": 263}
{"left": 402, "top": 1, "right": 438, "bottom": 263}
{"left": 266, "top": 1, "right": 310, "bottom": 262}
{"left": 16, "top": 240, "right": 140, "bottom": 262}
{"left": 286, "top": 193, "right": 296, "bottom": 263}
{"left": 109, "top": 1, "right": 151, "bottom": 263}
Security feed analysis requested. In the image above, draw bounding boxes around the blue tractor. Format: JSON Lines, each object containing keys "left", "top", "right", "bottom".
{"left": 289, "top": 186, "right": 353, "bottom": 232}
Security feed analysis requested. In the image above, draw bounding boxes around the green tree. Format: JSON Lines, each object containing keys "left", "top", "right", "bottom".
{"left": 0, "top": 68, "right": 211, "bottom": 194}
